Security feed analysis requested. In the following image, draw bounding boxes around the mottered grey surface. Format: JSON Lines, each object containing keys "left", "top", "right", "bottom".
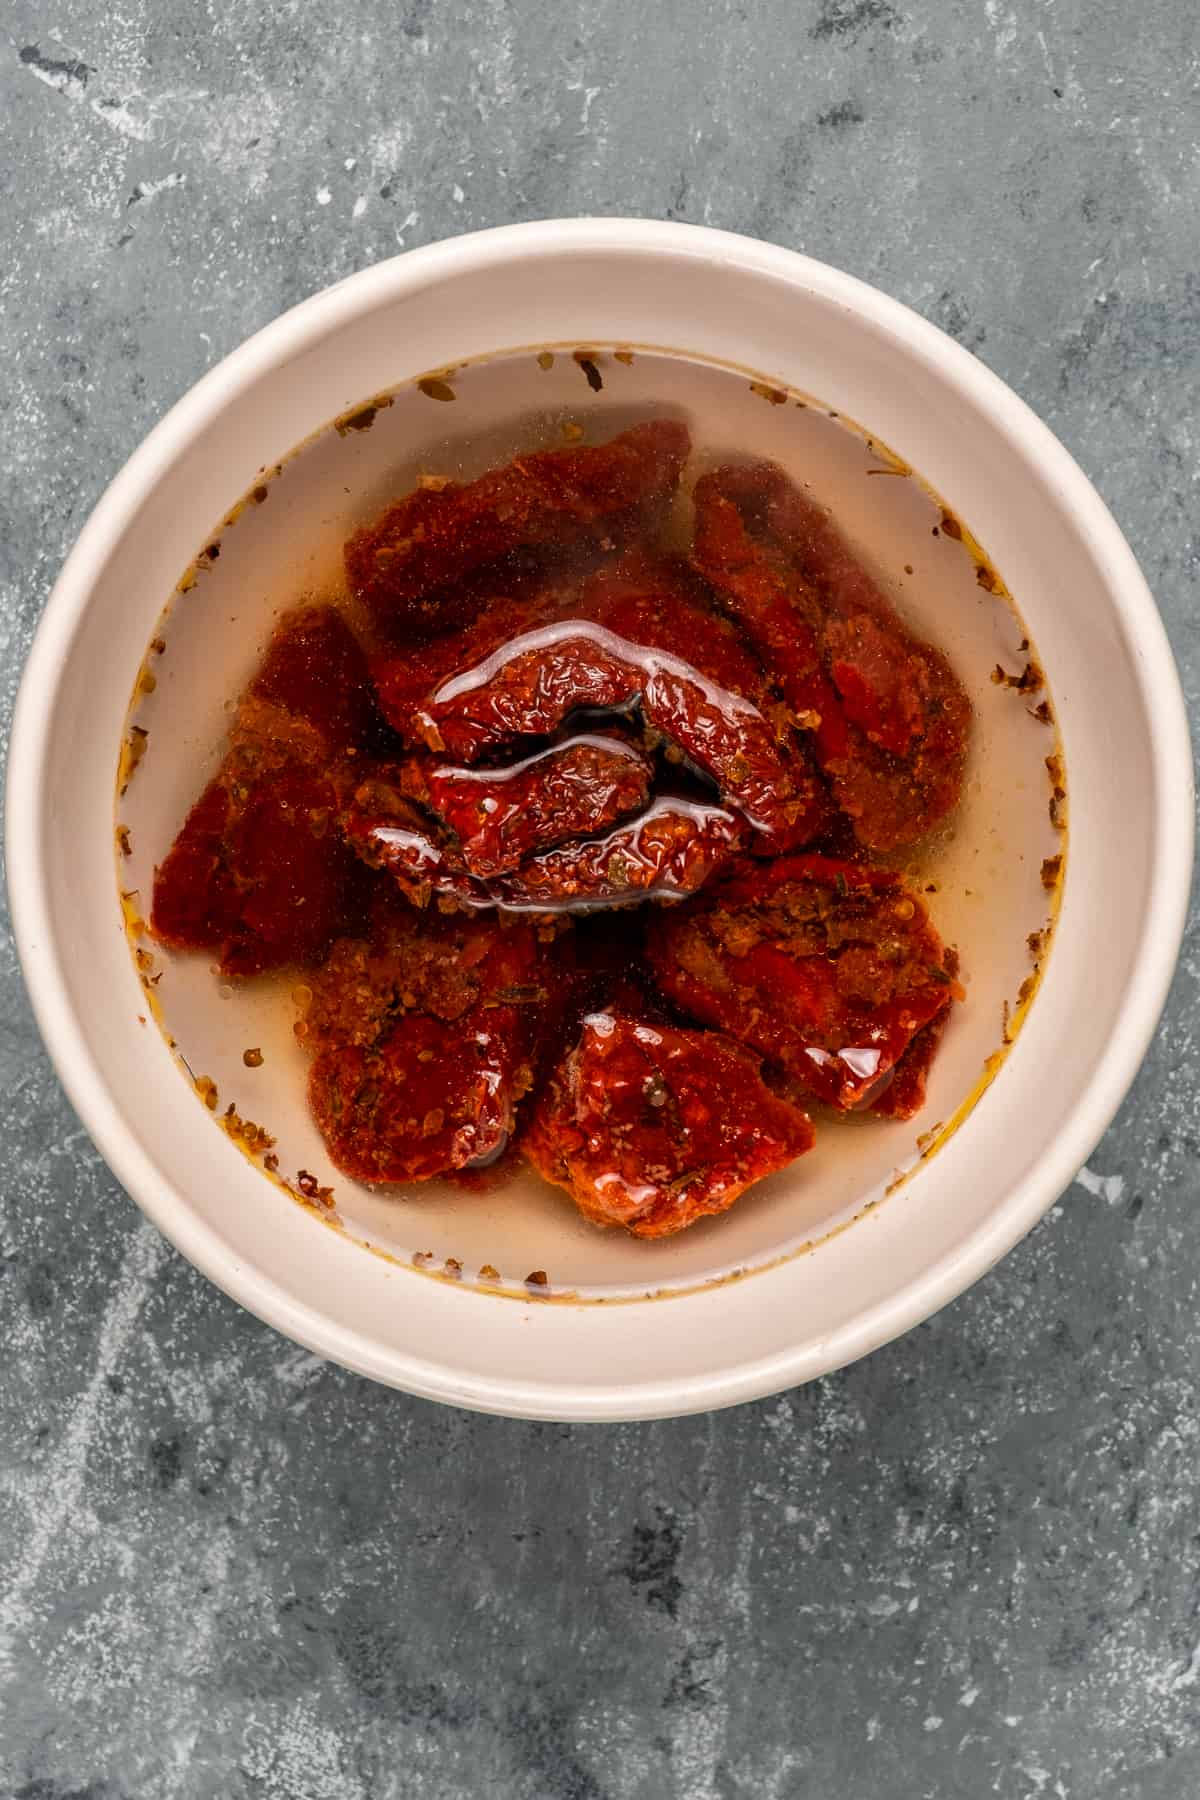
{"left": 1, "top": 2, "right": 1198, "bottom": 1795}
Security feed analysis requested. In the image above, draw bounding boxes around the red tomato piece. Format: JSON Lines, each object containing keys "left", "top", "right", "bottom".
{"left": 524, "top": 1009, "right": 815, "bottom": 1237}
{"left": 392, "top": 552, "right": 827, "bottom": 851}
{"left": 692, "top": 464, "right": 971, "bottom": 850}
{"left": 345, "top": 418, "right": 691, "bottom": 630}
{"left": 304, "top": 903, "right": 568, "bottom": 1182}
{"left": 402, "top": 732, "right": 653, "bottom": 878}
{"left": 489, "top": 796, "right": 747, "bottom": 912}
{"left": 646, "top": 854, "right": 960, "bottom": 1115}
{"left": 151, "top": 606, "right": 377, "bottom": 975}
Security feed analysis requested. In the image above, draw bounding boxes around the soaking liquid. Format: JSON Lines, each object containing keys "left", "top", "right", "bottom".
{"left": 115, "top": 345, "right": 1063, "bottom": 1301}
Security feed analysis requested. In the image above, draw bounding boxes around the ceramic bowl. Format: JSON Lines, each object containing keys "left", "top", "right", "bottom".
{"left": 7, "top": 220, "right": 1192, "bottom": 1420}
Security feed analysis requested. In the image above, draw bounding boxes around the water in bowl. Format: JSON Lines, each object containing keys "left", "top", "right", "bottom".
{"left": 115, "top": 344, "right": 1064, "bottom": 1301}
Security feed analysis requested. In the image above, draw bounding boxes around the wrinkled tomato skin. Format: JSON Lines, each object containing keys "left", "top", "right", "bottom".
{"left": 646, "top": 854, "right": 959, "bottom": 1115}
{"left": 388, "top": 552, "right": 827, "bottom": 851}
{"left": 402, "top": 733, "right": 653, "bottom": 878}
{"left": 304, "top": 903, "right": 572, "bottom": 1183}
{"left": 692, "top": 464, "right": 971, "bottom": 850}
{"left": 151, "top": 606, "right": 378, "bottom": 975}
{"left": 488, "top": 797, "right": 746, "bottom": 911}
{"left": 524, "top": 1009, "right": 815, "bottom": 1237}
{"left": 345, "top": 419, "right": 691, "bottom": 630}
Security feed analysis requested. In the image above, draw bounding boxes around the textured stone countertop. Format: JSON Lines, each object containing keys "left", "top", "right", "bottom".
{"left": 2, "top": 2, "right": 1198, "bottom": 1795}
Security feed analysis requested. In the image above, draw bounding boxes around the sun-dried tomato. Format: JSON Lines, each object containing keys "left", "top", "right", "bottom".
{"left": 524, "top": 1008, "right": 815, "bottom": 1236}
{"left": 393, "top": 552, "right": 827, "bottom": 851}
{"left": 151, "top": 606, "right": 378, "bottom": 974}
{"left": 345, "top": 418, "right": 691, "bottom": 630}
{"left": 647, "top": 854, "right": 960, "bottom": 1116}
{"left": 489, "top": 795, "right": 746, "bottom": 911}
{"left": 345, "top": 777, "right": 744, "bottom": 914}
{"left": 401, "top": 732, "right": 653, "bottom": 877}
{"left": 692, "top": 464, "right": 970, "bottom": 849}
{"left": 305, "top": 902, "right": 569, "bottom": 1182}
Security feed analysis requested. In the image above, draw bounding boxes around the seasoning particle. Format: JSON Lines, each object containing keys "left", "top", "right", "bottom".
{"left": 573, "top": 352, "right": 604, "bottom": 392}
{"left": 118, "top": 725, "right": 149, "bottom": 794}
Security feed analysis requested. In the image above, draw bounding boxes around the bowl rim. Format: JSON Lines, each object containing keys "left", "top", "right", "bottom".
{"left": 7, "top": 218, "right": 1194, "bottom": 1419}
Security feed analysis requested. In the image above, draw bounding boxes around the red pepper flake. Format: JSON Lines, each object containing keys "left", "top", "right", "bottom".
{"left": 243, "top": 1047, "right": 264, "bottom": 1068}
{"left": 525, "top": 1269, "right": 549, "bottom": 1287}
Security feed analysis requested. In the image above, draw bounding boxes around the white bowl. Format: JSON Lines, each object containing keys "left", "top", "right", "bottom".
{"left": 7, "top": 220, "right": 1192, "bottom": 1420}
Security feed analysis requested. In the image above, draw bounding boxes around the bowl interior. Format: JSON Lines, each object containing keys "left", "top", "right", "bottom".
{"left": 11, "top": 224, "right": 1188, "bottom": 1416}
{"left": 116, "top": 344, "right": 1060, "bottom": 1301}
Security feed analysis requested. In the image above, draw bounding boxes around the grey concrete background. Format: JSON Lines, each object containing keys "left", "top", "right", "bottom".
{"left": 2, "top": 1, "right": 1198, "bottom": 1794}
